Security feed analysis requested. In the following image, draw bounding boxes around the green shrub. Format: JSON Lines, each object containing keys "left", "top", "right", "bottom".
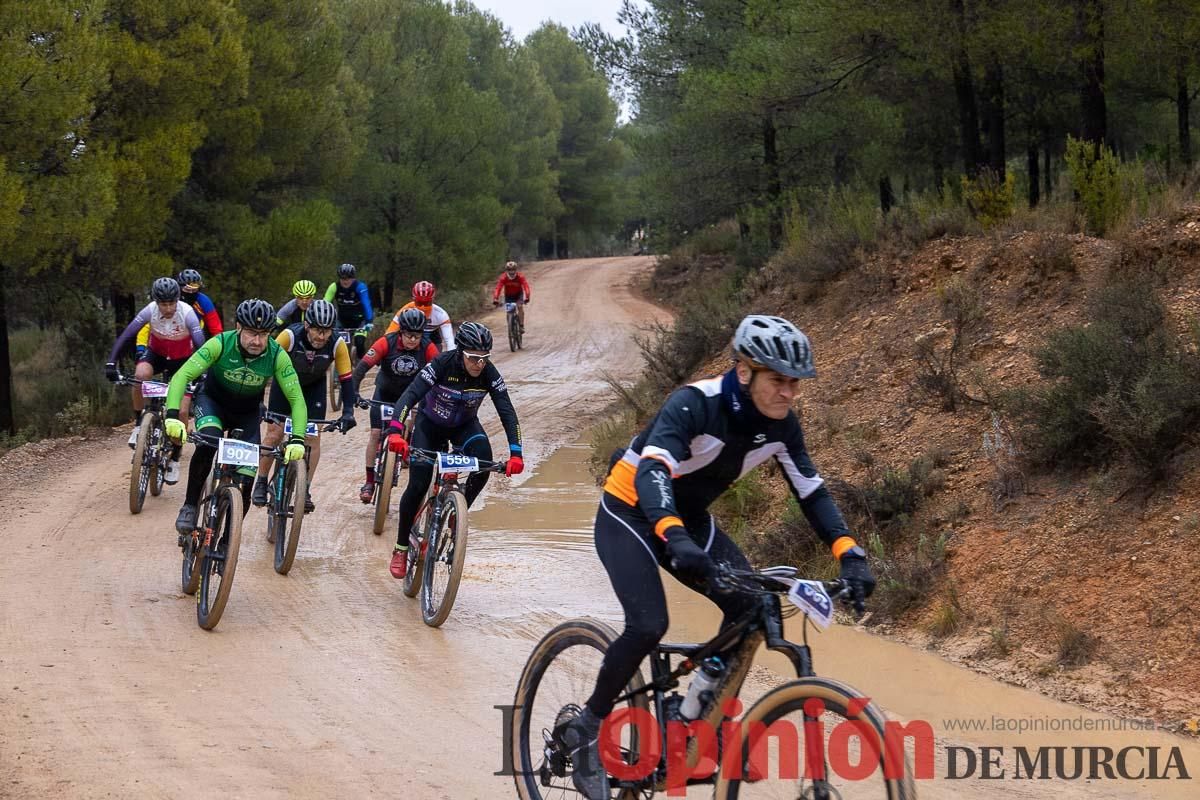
{"left": 634, "top": 275, "right": 741, "bottom": 396}
{"left": 962, "top": 169, "right": 1015, "bottom": 229}
{"left": 1006, "top": 277, "right": 1200, "bottom": 476}
{"left": 1065, "top": 136, "right": 1123, "bottom": 235}
{"left": 870, "top": 531, "right": 950, "bottom": 619}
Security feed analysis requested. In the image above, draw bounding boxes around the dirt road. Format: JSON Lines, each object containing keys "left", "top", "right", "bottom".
{"left": 2, "top": 255, "right": 1197, "bottom": 799}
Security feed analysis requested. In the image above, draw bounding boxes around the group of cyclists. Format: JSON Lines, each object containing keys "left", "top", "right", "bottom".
{"left": 105, "top": 261, "right": 533, "bottom": 567}
{"left": 104, "top": 260, "right": 878, "bottom": 800}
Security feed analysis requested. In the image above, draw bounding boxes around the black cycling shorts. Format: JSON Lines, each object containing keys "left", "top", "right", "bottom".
{"left": 267, "top": 379, "right": 326, "bottom": 425}
{"left": 138, "top": 351, "right": 188, "bottom": 382}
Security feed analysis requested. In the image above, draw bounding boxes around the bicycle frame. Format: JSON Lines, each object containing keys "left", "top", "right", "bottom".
{"left": 611, "top": 587, "right": 833, "bottom": 791}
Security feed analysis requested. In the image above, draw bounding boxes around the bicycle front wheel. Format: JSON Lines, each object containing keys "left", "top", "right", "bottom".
{"left": 508, "top": 314, "right": 518, "bottom": 352}
{"left": 716, "top": 676, "right": 916, "bottom": 800}
{"left": 197, "top": 485, "right": 243, "bottom": 630}
{"left": 128, "top": 414, "right": 155, "bottom": 514}
{"left": 149, "top": 421, "right": 167, "bottom": 497}
{"left": 420, "top": 489, "right": 467, "bottom": 627}
{"left": 512, "top": 618, "right": 650, "bottom": 800}
{"left": 273, "top": 458, "right": 306, "bottom": 575}
{"left": 372, "top": 448, "right": 396, "bottom": 535}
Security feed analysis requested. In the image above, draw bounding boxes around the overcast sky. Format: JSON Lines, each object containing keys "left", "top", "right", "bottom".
{"left": 471, "top": 0, "right": 628, "bottom": 41}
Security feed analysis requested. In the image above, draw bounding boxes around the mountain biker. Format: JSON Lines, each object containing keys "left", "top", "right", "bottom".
{"left": 323, "top": 262, "right": 374, "bottom": 360}
{"left": 562, "top": 314, "right": 878, "bottom": 800}
{"left": 133, "top": 267, "right": 223, "bottom": 360}
{"left": 250, "top": 299, "right": 357, "bottom": 512}
{"left": 381, "top": 321, "right": 523, "bottom": 578}
{"left": 163, "top": 299, "right": 309, "bottom": 536}
{"left": 352, "top": 306, "right": 439, "bottom": 503}
{"left": 105, "top": 277, "right": 205, "bottom": 485}
{"left": 491, "top": 261, "right": 531, "bottom": 333}
{"left": 384, "top": 280, "right": 455, "bottom": 351}
{"left": 274, "top": 279, "right": 318, "bottom": 331}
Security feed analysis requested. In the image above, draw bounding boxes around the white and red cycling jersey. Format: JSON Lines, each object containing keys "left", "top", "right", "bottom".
{"left": 109, "top": 302, "right": 205, "bottom": 362}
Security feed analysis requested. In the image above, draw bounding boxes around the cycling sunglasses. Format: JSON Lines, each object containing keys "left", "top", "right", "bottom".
{"left": 462, "top": 351, "right": 490, "bottom": 365}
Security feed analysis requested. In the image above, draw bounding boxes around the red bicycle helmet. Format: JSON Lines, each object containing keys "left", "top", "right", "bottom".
{"left": 412, "top": 280, "right": 436, "bottom": 304}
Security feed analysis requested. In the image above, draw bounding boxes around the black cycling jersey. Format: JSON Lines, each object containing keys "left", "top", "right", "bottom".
{"left": 392, "top": 350, "right": 522, "bottom": 451}
{"left": 353, "top": 332, "right": 436, "bottom": 399}
{"left": 280, "top": 323, "right": 338, "bottom": 388}
{"left": 604, "top": 369, "right": 849, "bottom": 544}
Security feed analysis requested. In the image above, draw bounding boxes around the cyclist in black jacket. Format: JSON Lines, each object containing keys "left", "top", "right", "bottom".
{"left": 382, "top": 321, "right": 524, "bottom": 578}
{"left": 562, "top": 314, "right": 878, "bottom": 800}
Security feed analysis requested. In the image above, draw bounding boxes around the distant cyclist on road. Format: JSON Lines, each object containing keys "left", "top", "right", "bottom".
{"left": 274, "top": 279, "right": 318, "bottom": 331}
{"left": 491, "top": 261, "right": 530, "bottom": 333}
{"left": 385, "top": 280, "right": 455, "bottom": 351}
{"left": 323, "top": 262, "right": 374, "bottom": 360}
{"left": 381, "top": 321, "right": 523, "bottom": 578}
{"left": 105, "top": 277, "right": 205, "bottom": 484}
{"left": 561, "top": 315, "right": 878, "bottom": 800}
{"left": 352, "top": 307, "right": 439, "bottom": 503}
{"left": 163, "top": 299, "right": 309, "bottom": 536}
{"left": 251, "top": 299, "right": 357, "bottom": 512}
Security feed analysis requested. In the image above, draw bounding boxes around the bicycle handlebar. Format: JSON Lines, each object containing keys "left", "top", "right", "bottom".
{"left": 406, "top": 446, "right": 507, "bottom": 473}
{"left": 260, "top": 409, "right": 342, "bottom": 433}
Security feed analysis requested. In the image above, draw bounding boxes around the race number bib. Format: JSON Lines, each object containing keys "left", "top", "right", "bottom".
{"left": 283, "top": 418, "right": 319, "bottom": 437}
{"left": 505, "top": 302, "right": 518, "bottom": 313}
{"left": 437, "top": 451, "right": 479, "bottom": 475}
{"left": 141, "top": 381, "right": 169, "bottom": 398}
{"left": 217, "top": 438, "right": 259, "bottom": 467}
{"left": 381, "top": 405, "right": 394, "bottom": 420}
{"left": 787, "top": 580, "right": 834, "bottom": 629}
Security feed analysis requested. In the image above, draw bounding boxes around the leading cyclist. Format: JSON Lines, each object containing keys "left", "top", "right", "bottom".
{"left": 491, "top": 261, "right": 531, "bottom": 333}
{"left": 381, "top": 321, "right": 523, "bottom": 578}
{"left": 562, "top": 315, "right": 877, "bottom": 799}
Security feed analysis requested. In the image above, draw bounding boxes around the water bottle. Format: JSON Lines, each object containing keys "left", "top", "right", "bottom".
{"left": 679, "top": 656, "right": 724, "bottom": 720}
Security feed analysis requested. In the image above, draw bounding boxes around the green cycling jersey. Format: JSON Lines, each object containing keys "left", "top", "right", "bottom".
{"left": 166, "top": 331, "right": 308, "bottom": 435}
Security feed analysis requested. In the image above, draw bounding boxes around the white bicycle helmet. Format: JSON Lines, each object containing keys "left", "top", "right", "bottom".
{"left": 732, "top": 315, "right": 816, "bottom": 378}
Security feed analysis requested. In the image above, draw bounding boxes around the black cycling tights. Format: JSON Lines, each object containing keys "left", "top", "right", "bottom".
{"left": 185, "top": 439, "right": 253, "bottom": 516}
{"left": 584, "top": 495, "right": 754, "bottom": 719}
{"left": 394, "top": 416, "right": 493, "bottom": 548}
{"left": 354, "top": 333, "right": 368, "bottom": 361}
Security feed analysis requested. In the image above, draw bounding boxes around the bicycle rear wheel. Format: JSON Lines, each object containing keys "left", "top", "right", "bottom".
{"left": 197, "top": 485, "right": 243, "bottom": 630}
{"left": 511, "top": 618, "right": 650, "bottom": 800}
{"left": 372, "top": 448, "right": 396, "bottom": 535}
{"left": 328, "top": 366, "right": 342, "bottom": 412}
{"left": 272, "top": 458, "right": 306, "bottom": 575}
{"left": 716, "top": 677, "right": 916, "bottom": 800}
{"left": 420, "top": 489, "right": 467, "bottom": 627}
{"left": 128, "top": 414, "right": 155, "bottom": 514}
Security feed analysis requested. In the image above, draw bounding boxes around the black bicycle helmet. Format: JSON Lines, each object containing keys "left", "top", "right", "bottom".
{"left": 305, "top": 299, "right": 338, "bottom": 329}
{"left": 732, "top": 315, "right": 816, "bottom": 379}
{"left": 397, "top": 307, "right": 426, "bottom": 333}
{"left": 177, "top": 268, "right": 203, "bottom": 291}
{"left": 235, "top": 298, "right": 276, "bottom": 330}
{"left": 336, "top": 262, "right": 356, "bottom": 279}
{"left": 151, "top": 277, "right": 181, "bottom": 302}
{"left": 455, "top": 321, "right": 493, "bottom": 352}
